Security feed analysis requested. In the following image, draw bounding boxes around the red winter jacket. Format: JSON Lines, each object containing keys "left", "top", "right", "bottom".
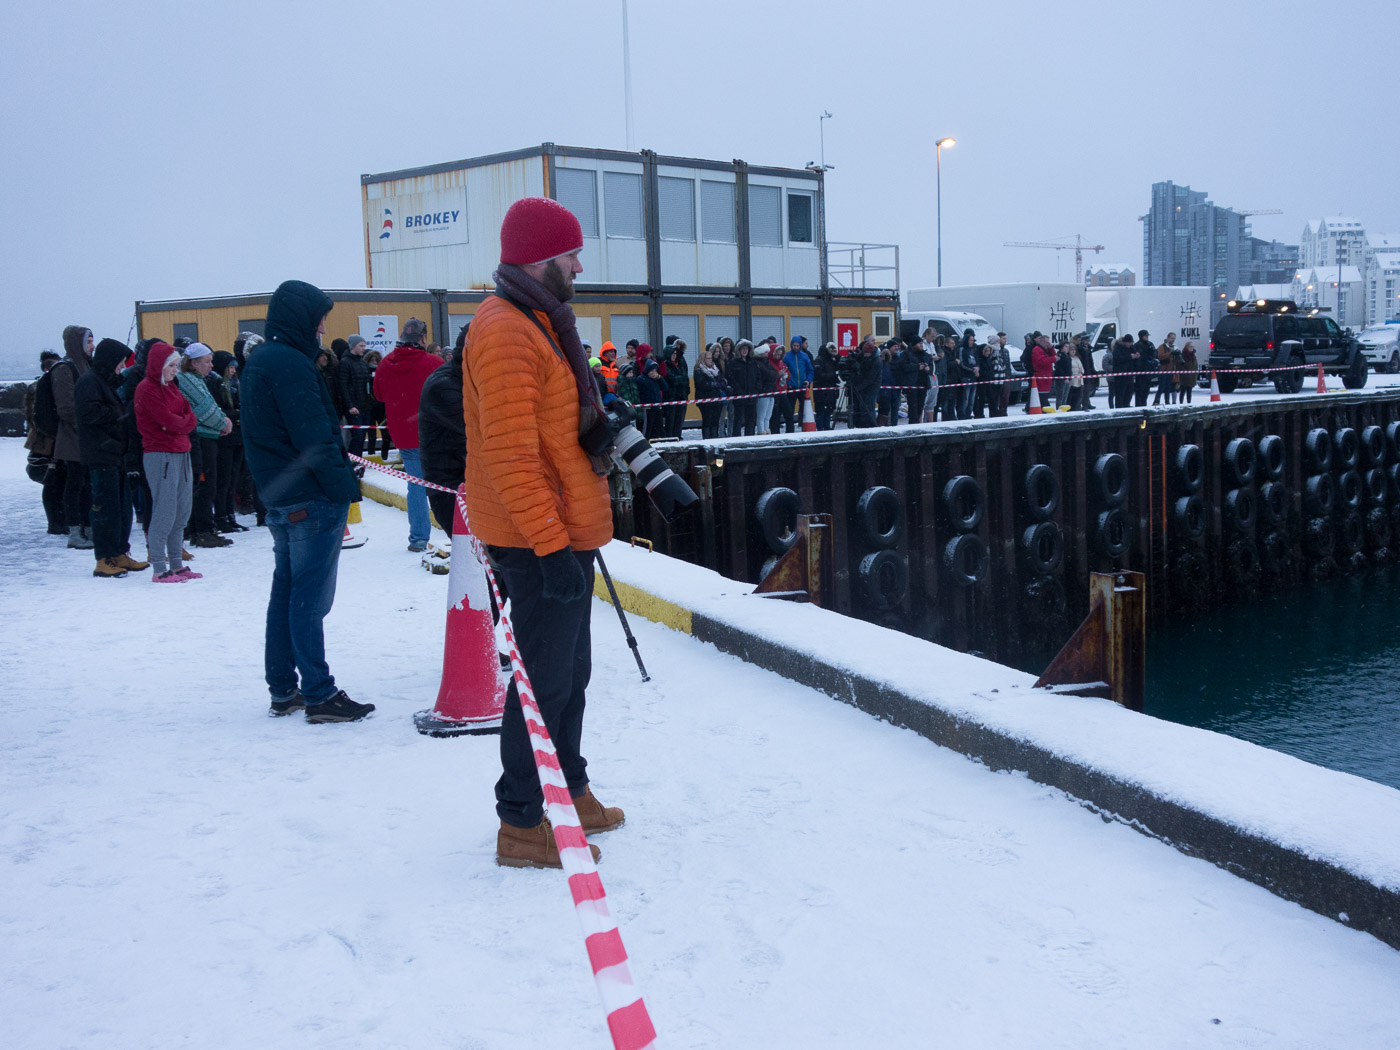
{"left": 134, "top": 343, "right": 198, "bottom": 453}
{"left": 373, "top": 342, "right": 442, "bottom": 450}
{"left": 1031, "top": 344, "right": 1056, "bottom": 394}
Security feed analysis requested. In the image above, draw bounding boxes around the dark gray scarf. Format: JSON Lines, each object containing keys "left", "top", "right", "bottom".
{"left": 492, "top": 263, "right": 600, "bottom": 412}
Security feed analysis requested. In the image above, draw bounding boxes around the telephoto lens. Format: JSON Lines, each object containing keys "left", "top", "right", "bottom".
{"left": 610, "top": 423, "right": 698, "bottom": 521}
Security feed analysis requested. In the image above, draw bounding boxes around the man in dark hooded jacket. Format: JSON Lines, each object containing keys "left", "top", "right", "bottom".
{"left": 418, "top": 325, "right": 467, "bottom": 533}
{"left": 76, "top": 338, "right": 148, "bottom": 577}
{"left": 241, "top": 280, "right": 372, "bottom": 724}
{"left": 52, "top": 325, "right": 95, "bottom": 548}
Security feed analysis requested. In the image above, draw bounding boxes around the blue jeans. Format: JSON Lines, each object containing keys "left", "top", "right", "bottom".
{"left": 264, "top": 499, "right": 348, "bottom": 705}
{"left": 398, "top": 447, "right": 431, "bottom": 546}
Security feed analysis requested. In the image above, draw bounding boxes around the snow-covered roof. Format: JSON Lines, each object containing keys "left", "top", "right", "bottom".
{"left": 1294, "top": 265, "right": 1364, "bottom": 284}
{"left": 1086, "top": 262, "right": 1135, "bottom": 274}
{"left": 1237, "top": 283, "right": 1292, "bottom": 300}
{"left": 1369, "top": 251, "right": 1400, "bottom": 273}
{"left": 1368, "top": 232, "right": 1400, "bottom": 250}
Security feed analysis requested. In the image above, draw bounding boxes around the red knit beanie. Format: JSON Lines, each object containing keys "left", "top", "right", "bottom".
{"left": 499, "top": 197, "right": 584, "bottom": 266}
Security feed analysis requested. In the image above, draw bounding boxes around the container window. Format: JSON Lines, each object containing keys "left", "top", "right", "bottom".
{"left": 555, "top": 169, "right": 599, "bottom": 238}
{"left": 609, "top": 313, "right": 650, "bottom": 348}
{"left": 704, "top": 315, "right": 739, "bottom": 344}
{"left": 701, "top": 180, "right": 736, "bottom": 243}
{"left": 789, "top": 315, "right": 821, "bottom": 348}
{"left": 787, "top": 192, "right": 814, "bottom": 244}
{"left": 749, "top": 185, "right": 781, "bottom": 246}
{"left": 872, "top": 312, "right": 894, "bottom": 338}
{"left": 661, "top": 314, "right": 699, "bottom": 353}
{"left": 236, "top": 319, "right": 265, "bottom": 338}
{"left": 751, "top": 315, "right": 785, "bottom": 344}
{"left": 604, "top": 172, "right": 644, "bottom": 239}
{"left": 173, "top": 323, "right": 199, "bottom": 344}
{"left": 658, "top": 177, "right": 695, "bottom": 242}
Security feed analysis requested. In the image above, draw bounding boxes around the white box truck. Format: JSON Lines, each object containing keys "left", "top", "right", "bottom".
{"left": 905, "top": 283, "right": 1088, "bottom": 349}
{"left": 1084, "top": 286, "right": 1212, "bottom": 369}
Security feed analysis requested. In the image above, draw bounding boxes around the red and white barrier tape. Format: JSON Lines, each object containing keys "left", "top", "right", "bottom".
{"left": 339, "top": 363, "right": 1331, "bottom": 428}
{"left": 452, "top": 491, "right": 658, "bottom": 1050}
{"left": 360, "top": 453, "right": 659, "bottom": 1046}
{"left": 348, "top": 453, "right": 459, "bottom": 492}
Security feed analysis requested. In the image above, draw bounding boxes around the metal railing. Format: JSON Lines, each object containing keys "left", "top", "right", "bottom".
{"left": 826, "top": 242, "right": 900, "bottom": 293}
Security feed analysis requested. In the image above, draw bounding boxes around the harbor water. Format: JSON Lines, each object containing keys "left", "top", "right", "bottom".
{"left": 1145, "top": 566, "right": 1400, "bottom": 791}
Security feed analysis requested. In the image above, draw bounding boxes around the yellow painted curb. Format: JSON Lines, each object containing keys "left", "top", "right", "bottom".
{"left": 359, "top": 479, "right": 407, "bottom": 512}
{"left": 593, "top": 574, "right": 694, "bottom": 635}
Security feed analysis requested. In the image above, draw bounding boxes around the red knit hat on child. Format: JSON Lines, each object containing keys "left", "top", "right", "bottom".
{"left": 499, "top": 197, "right": 584, "bottom": 266}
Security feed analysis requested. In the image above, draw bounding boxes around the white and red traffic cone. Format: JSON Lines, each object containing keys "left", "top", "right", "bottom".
{"left": 1209, "top": 371, "right": 1222, "bottom": 402}
{"left": 414, "top": 488, "right": 505, "bottom": 737}
{"left": 801, "top": 385, "right": 817, "bottom": 432}
{"left": 342, "top": 500, "right": 367, "bottom": 549}
{"left": 1316, "top": 363, "right": 1327, "bottom": 393}
{"left": 1027, "top": 382, "right": 1043, "bottom": 415}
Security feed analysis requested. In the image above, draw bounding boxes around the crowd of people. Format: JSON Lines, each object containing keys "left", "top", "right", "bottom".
{"left": 20, "top": 309, "right": 1205, "bottom": 587}
{"left": 23, "top": 327, "right": 270, "bottom": 580}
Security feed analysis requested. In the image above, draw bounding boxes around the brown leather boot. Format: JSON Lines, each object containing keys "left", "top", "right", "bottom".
{"left": 116, "top": 552, "right": 150, "bottom": 571}
{"left": 573, "top": 787, "right": 626, "bottom": 834}
{"left": 497, "top": 818, "right": 601, "bottom": 869}
{"left": 92, "top": 557, "right": 129, "bottom": 579}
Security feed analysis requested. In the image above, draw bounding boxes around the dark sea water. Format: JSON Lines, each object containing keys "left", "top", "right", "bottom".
{"left": 1145, "top": 566, "right": 1400, "bottom": 790}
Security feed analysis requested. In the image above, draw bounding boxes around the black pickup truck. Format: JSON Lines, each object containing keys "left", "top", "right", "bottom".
{"left": 1207, "top": 299, "right": 1368, "bottom": 394}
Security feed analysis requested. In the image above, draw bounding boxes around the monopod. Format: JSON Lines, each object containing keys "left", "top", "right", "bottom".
{"left": 594, "top": 551, "right": 650, "bottom": 683}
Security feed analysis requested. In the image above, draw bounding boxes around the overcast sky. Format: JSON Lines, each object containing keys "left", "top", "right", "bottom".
{"left": 2, "top": 0, "right": 1395, "bottom": 376}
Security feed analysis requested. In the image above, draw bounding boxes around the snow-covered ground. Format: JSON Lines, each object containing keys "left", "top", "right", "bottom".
{"left": 2, "top": 438, "right": 1398, "bottom": 1050}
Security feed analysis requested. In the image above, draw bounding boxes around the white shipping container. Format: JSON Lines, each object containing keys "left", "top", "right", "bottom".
{"left": 905, "top": 283, "right": 1086, "bottom": 346}
{"left": 1085, "top": 286, "right": 1212, "bottom": 367}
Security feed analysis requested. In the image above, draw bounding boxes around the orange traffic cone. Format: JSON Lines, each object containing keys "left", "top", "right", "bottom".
{"left": 801, "top": 385, "right": 817, "bottom": 432}
{"left": 1027, "top": 382, "right": 1043, "bottom": 415}
{"left": 343, "top": 501, "right": 366, "bottom": 548}
{"left": 414, "top": 489, "right": 506, "bottom": 736}
{"left": 1209, "top": 371, "right": 1222, "bottom": 402}
{"left": 1316, "top": 363, "right": 1326, "bottom": 393}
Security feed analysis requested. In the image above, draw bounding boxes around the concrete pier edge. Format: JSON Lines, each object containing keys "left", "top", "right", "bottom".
{"left": 592, "top": 555, "right": 1400, "bottom": 952}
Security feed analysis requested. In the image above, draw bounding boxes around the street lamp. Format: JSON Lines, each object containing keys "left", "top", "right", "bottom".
{"left": 936, "top": 137, "right": 955, "bottom": 286}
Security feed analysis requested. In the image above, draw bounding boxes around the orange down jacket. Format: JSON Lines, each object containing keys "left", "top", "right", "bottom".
{"left": 462, "top": 295, "right": 613, "bottom": 554}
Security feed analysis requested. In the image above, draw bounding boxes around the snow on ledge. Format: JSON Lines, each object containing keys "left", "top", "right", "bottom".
{"left": 597, "top": 539, "right": 1400, "bottom": 894}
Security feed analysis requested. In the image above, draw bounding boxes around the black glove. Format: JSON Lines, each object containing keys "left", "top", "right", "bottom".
{"left": 539, "top": 547, "right": 588, "bottom": 603}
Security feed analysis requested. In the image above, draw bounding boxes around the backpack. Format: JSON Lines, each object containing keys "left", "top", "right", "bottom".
{"left": 32, "top": 369, "right": 61, "bottom": 437}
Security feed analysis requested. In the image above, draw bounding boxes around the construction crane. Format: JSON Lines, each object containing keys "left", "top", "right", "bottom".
{"left": 1003, "top": 234, "right": 1105, "bottom": 283}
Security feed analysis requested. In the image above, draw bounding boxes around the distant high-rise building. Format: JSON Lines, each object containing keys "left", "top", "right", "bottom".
{"left": 1143, "top": 181, "right": 1298, "bottom": 320}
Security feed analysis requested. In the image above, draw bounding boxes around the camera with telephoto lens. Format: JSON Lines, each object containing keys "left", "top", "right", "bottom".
{"left": 580, "top": 402, "right": 698, "bottom": 522}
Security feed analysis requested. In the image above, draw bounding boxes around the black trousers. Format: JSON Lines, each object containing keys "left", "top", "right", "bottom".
{"left": 188, "top": 437, "right": 219, "bottom": 534}
{"left": 427, "top": 488, "right": 456, "bottom": 536}
{"left": 736, "top": 400, "right": 757, "bottom": 436}
{"left": 345, "top": 414, "right": 366, "bottom": 458}
{"left": 699, "top": 403, "right": 722, "bottom": 438}
{"left": 488, "top": 546, "right": 596, "bottom": 829}
{"left": 905, "top": 388, "right": 927, "bottom": 423}
{"left": 215, "top": 436, "right": 244, "bottom": 520}
{"left": 88, "top": 466, "right": 133, "bottom": 560}
{"left": 773, "top": 393, "right": 795, "bottom": 433}
{"left": 43, "top": 458, "right": 67, "bottom": 530}
{"left": 61, "top": 460, "right": 88, "bottom": 530}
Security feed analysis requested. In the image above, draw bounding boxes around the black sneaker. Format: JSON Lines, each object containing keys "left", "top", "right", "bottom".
{"left": 269, "top": 690, "right": 304, "bottom": 717}
{"left": 407, "top": 542, "right": 428, "bottom": 552}
{"left": 305, "top": 690, "right": 376, "bottom": 724}
{"left": 191, "top": 532, "right": 233, "bottom": 548}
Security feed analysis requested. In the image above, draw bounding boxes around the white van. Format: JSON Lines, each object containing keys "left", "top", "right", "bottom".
{"left": 899, "top": 310, "right": 1000, "bottom": 346}
{"left": 898, "top": 310, "right": 1027, "bottom": 401}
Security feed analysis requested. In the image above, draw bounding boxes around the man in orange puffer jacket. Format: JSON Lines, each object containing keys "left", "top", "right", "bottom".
{"left": 464, "top": 196, "right": 625, "bottom": 869}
